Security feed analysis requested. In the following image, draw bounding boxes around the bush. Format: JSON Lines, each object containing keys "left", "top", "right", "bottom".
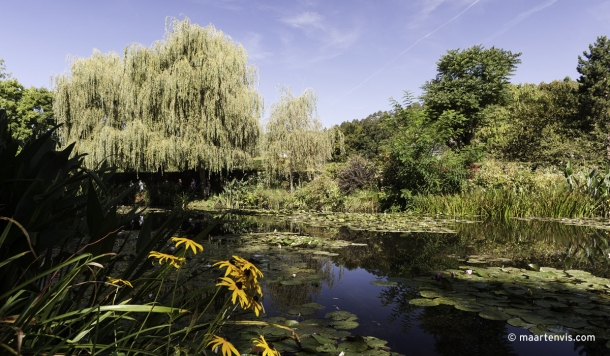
{"left": 294, "top": 174, "right": 343, "bottom": 211}
{"left": 463, "top": 159, "right": 566, "bottom": 193}
{"left": 337, "top": 155, "right": 377, "bottom": 194}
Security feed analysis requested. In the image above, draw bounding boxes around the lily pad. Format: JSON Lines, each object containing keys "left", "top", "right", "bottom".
{"left": 507, "top": 318, "right": 534, "bottom": 328}
{"left": 370, "top": 280, "right": 398, "bottom": 287}
{"left": 479, "top": 307, "right": 511, "bottom": 321}
{"left": 409, "top": 298, "right": 441, "bottom": 307}
{"left": 331, "top": 320, "right": 360, "bottom": 330}
{"left": 326, "top": 311, "right": 358, "bottom": 321}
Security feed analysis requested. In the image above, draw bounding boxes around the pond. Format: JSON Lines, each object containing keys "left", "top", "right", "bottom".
{"left": 124, "top": 211, "right": 610, "bottom": 355}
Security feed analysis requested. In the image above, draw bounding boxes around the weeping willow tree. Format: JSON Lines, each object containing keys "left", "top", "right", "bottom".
{"left": 53, "top": 18, "right": 262, "bottom": 181}
{"left": 264, "top": 86, "right": 341, "bottom": 191}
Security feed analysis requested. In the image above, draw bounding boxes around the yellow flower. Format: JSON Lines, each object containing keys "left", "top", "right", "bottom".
{"left": 171, "top": 237, "right": 203, "bottom": 255}
{"left": 216, "top": 277, "right": 249, "bottom": 307}
{"left": 148, "top": 251, "right": 185, "bottom": 269}
{"left": 232, "top": 255, "right": 264, "bottom": 279}
{"left": 252, "top": 335, "right": 280, "bottom": 356}
{"left": 206, "top": 335, "right": 239, "bottom": 356}
{"left": 213, "top": 259, "right": 241, "bottom": 278}
{"left": 214, "top": 256, "right": 264, "bottom": 282}
{"left": 248, "top": 296, "right": 264, "bottom": 317}
{"left": 106, "top": 276, "right": 133, "bottom": 288}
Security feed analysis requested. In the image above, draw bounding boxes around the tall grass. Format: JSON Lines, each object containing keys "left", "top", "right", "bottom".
{"left": 410, "top": 188, "right": 600, "bottom": 219}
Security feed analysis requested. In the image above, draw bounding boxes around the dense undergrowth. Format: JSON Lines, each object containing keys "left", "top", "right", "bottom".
{"left": 187, "top": 158, "right": 610, "bottom": 219}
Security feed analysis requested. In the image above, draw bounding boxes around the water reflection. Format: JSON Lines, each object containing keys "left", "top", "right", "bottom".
{"left": 140, "top": 211, "right": 610, "bottom": 355}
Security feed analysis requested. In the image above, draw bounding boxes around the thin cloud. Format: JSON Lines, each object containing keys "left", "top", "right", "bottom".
{"left": 189, "top": 0, "right": 243, "bottom": 11}
{"left": 325, "top": 27, "right": 361, "bottom": 50}
{"left": 406, "top": 0, "right": 473, "bottom": 30}
{"left": 333, "top": 0, "right": 481, "bottom": 105}
{"left": 280, "top": 11, "right": 324, "bottom": 30}
{"left": 278, "top": 11, "right": 362, "bottom": 66}
{"left": 483, "top": 0, "right": 559, "bottom": 43}
{"left": 241, "top": 32, "right": 272, "bottom": 61}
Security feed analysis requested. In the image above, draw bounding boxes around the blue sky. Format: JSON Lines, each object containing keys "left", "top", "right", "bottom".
{"left": 1, "top": 0, "right": 609, "bottom": 127}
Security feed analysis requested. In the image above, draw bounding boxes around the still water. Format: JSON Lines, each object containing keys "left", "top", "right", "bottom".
{"left": 145, "top": 211, "right": 610, "bottom": 355}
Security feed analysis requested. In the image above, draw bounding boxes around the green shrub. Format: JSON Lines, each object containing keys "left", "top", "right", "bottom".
{"left": 294, "top": 174, "right": 343, "bottom": 211}
{"left": 463, "top": 158, "right": 565, "bottom": 193}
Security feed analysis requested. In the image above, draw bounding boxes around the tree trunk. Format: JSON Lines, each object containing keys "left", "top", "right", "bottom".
{"left": 289, "top": 169, "right": 293, "bottom": 192}
{"left": 199, "top": 167, "right": 207, "bottom": 198}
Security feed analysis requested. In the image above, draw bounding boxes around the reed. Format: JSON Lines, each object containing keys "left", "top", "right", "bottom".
{"left": 410, "top": 187, "right": 599, "bottom": 219}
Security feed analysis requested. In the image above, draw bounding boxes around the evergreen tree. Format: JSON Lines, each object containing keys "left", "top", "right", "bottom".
{"left": 577, "top": 36, "right": 610, "bottom": 160}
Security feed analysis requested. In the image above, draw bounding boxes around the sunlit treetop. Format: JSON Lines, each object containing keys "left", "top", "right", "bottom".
{"left": 54, "top": 17, "right": 263, "bottom": 173}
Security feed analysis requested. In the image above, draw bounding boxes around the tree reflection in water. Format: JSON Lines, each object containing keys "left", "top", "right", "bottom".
{"left": 264, "top": 255, "right": 341, "bottom": 316}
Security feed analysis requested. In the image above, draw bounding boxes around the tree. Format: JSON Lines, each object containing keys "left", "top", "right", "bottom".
{"left": 577, "top": 36, "right": 610, "bottom": 160}
{"left": 264, "top": 86, "right": 339, "bottom": 191}
{"left": 338, "top": 110, "right": 393, "bottom": 161}
{"left": 421, "top": 45, "right": 521, "bottom": 147}
{"left": 54, "top": 18, "right": 263, "bottom": 182}
{"left": 0, "top": 59, "right": 54, "bottom": 141}
{"left": 380, "top": 91, "right": 481, "bottom": 208}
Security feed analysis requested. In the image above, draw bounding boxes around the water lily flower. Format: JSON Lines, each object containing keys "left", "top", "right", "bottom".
{"left": 465, "top": 269, "right": 472, "bottom": 275}
{"left": 148, "top": 251, "right": 185, "bottom": 269}
{"left": 207, "top": 335, "right": 239, "bottom": 356}
{"left": 252, "top": 335, "right": 280, "bottom": 356}
{"left": 106, "top": 276, "right": 133, "bottom": 288}
{"left": 171, "top": 237, "right": 203, "bottom": 254}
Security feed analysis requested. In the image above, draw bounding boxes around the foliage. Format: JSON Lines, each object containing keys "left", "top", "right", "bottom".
{"left": 0, "top": 108, "right": 294, "bottom": 354}
{"left": 293, "top": 174, "right": 343, "bottom": 212}
{"left": 564, "top": 161, "right": 610, "bottom": 215}
{"left": 463, "top": 159, "right": 565, "bottom": 193}
{"left": 342, "top": 189, "right": 381, "bottom": 213}
{"left": 212, "top": 178, "right": 250, "bottom": 209}
{"left": 54, "top": 18, "right": 262, "bottom": 173}
{"left": 337, "top": 155, "right": 377, "bottom": 194}
{"left": 0, "top": 59, "right": 54, "bottom": 142}
{"left": 336, "top": 110, "right": 393, "bottom": 161}
{"left": 478, "top": 81, "right": 599, "bottom": 164}
{"left": 411, "top": 187, "right": 598, "bottom": 219}
{"left": 577, "top": 36, "right": 610, "bottom": 129}
{"left": 421, "top": 45, "right": 521, "bottom": 147}
{"left": 577, "top": 36, "right": 610, "bottom": 160}
{"left": 264, "top": 86, "right": 341, "bottom": 191}
{"left": 381, "top": 92, "right": 482, "bottom": 208}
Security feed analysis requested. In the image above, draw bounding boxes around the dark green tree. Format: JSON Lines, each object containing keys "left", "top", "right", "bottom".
{"left": 381, "top": 91, "right": 481, "bottom": 208}
{"left": 0, "top": 59, "right": 54, "bottom": 141}
{"left": 577, "top": 36, "right": 610, "bottom": 160}
{"left": 337, "top": 110, "right": 393, "bottom": 161}
{"left": 421, "top": 45, "right": 521, "bottom": 147}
